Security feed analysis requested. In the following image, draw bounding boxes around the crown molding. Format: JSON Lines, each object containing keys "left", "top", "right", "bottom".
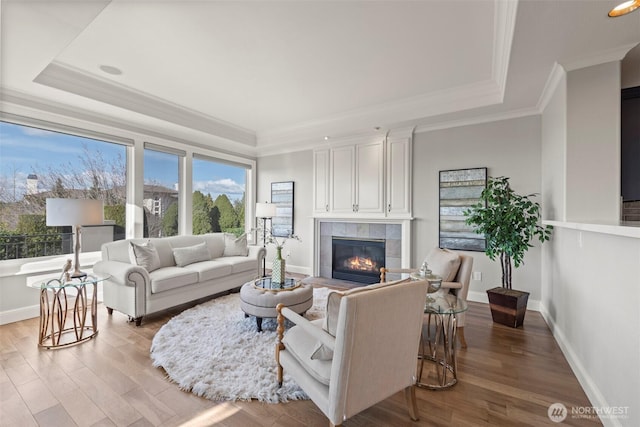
{"left": 33, "top": 61, "right": 257, "bottom": 147}
{"left": 0, "top": 87, "right": 258, "bottom": 159}
{"left": 258, "top": 79, "right": 503, "bottom": 147}
{"left": 560, "top": 42, "right": 639, "bottom": 72}
{"left": 492, "top": 0, "right": 519, "bottom": 101}
{"left": 414, "top": 106, "right": 539, "bottom": 135}
{"left": 536, "top": 62, "right": 566, "bottom": 113}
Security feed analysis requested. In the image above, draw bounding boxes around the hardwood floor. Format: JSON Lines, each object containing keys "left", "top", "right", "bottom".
{"left": 0, "top": 287, "right": 601, "bottom": 427}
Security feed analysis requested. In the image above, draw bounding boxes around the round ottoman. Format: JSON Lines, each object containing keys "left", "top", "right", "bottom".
{"left": 240, "top": 280, "right": 313, "bottom": 332}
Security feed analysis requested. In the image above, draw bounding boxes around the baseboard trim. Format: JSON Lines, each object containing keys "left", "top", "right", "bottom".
{"left": 468, "top": 290, "right": 541, "bottom": 312}
{"left": 0, "top": 305, "right": 40, "bottom": 325}
{"left": 539, "top": 304, "right": 619, "bottom": 427}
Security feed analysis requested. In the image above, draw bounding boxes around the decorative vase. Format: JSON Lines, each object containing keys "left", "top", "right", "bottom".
{"left": 272, "top": 246, "right": 286, "bottom": 285}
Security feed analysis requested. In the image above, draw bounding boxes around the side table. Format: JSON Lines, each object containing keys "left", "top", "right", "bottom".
{"left": 417, "top": 293, "right": 468, "bottom": 389}
{"left": 29, "top": 274, "right": 108, "bottom": 349}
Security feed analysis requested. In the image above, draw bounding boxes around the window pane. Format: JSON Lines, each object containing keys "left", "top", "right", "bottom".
{"left": 0, "top": 121, "right": 127, "bottom": 260}
{"left": 143, "top": 148, "right": 179, "bottom": 237}
{"left": 192, "top": 158, "right": 246, "bottom": 236}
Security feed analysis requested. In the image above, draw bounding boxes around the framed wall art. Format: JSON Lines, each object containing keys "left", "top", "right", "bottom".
{"left": 271, "top": 181, "right": 294, "bottom": 237}
{"left": 439, "top": 167, "right": 487, "bottom": 251}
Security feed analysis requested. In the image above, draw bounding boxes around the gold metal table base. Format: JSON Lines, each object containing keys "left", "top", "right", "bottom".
{"left": 38, "top": 279, "right": 98, "bottom": 349}
{"left": 417, "top": 311, "right": 459, "bottom": 390}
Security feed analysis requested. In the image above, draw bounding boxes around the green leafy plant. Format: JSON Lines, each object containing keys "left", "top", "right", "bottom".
{"left": 464, "top": 176, "right": 552, "bottom": 289}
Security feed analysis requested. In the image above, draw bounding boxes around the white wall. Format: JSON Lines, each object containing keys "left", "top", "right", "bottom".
{"left": 413, "top": 115, "right": 544, "bottom": 305}
{"left": 257, "top": 150, "right": 314, "bottom": 275}
{"left": 541, "top": 70, "right": 567, "bottom": 221}
{"left": 541, "top": 59, "right": 640, "bottom": 427}
{"left": 541, "top": 227, "right": 640, "bottom": 427}
{"left": 566, "top": 61, "right": 621, "bottom": 222}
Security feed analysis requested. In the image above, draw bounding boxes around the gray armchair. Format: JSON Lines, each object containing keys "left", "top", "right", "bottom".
{"left": 275, "top": 279, "right": 429, "bottom": 427}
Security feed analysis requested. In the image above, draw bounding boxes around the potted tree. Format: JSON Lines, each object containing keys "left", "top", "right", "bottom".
{"left": 464, "top": 176, "right": 552, "bottom": 328}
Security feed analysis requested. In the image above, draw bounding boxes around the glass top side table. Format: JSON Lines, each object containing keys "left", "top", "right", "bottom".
{"left": 418, "top": 294, "right": 468, "bottom": 389}
{"left": 29, "top": 274, "right": 108, "bottom": 349}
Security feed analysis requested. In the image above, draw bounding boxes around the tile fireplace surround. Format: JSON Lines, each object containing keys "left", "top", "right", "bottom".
{"left": 315, "top": 219, "right": 412, "bottom": 280}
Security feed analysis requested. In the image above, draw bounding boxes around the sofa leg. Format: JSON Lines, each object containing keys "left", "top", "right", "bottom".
{"left": 135, "top": 317, "right": 142, "bottom": 327}
{"left": 256, "top": 317, "right": 263, "bottom": 332}
{"left": 106, "top": 307, "right": 113, "bottom": 315}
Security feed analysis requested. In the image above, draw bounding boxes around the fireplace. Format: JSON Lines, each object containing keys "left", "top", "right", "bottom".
{"left": 332, "top": 237, "right": 385, "bottom": 284}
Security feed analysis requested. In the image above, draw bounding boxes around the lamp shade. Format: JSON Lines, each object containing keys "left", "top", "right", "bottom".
{"left": 255, "top": 202, "right": 277, "bottom": 218}
{"left": 46, "top": 198, "right": 104, "bottom": 227}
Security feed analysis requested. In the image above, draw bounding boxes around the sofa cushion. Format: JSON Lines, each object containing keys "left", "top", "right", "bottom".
{"left": 149, "top": 267, "right": 199, "bottom": 293}
{"left": 283, "top": 319, "right": 332, "bottom": 386}
{"left": 222, "top": 233, "right": 248, "bottom": 257}
{"left": 426, "top": 247, "right": 461, "bottom": 281}
{"left": 128, "top": 241, "right": 161, "bottom": 272}
{"left": 182, "top": 260, "right": 233, "bottom": 282}
{"left": 219, "top": 256, "right": 256, "bottom": 274}
{"left": 173, "top": 242, "right": 211, "bottom": 267}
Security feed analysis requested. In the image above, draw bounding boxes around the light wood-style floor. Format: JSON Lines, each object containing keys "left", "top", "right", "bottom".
{"left": 1, "top": 285, "right": 601, "bottom": 427}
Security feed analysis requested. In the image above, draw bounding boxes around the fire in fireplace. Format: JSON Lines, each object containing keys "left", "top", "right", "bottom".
{"left": 332, "top": 237, "right": 385, "bottom": 284}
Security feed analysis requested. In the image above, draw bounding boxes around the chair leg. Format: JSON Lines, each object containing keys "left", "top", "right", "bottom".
{"left": 276, "top": 304, "right": 285, "bottom": 387}
{"left": 458, "top": 326, "right": 467, "bottom": 348}
{"left": 404, "top": 386, "right": 419, "bottom": 421}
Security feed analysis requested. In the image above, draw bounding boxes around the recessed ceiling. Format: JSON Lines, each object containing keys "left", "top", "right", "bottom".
{"left": 1, "top": 0, "right": 639, "bottom": 155}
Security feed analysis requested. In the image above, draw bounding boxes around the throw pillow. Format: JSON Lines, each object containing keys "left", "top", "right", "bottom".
{"left": 129, "top": 240, "right": 161, "bottom": 272}
{"left": 426, "top": 247, "right": 461, "bottom": 282}
{"left": 173, "top": 242, "right": 211, "bottom": 267}
{"left": 222, "top": 233, "right": 248, "bottom": 257}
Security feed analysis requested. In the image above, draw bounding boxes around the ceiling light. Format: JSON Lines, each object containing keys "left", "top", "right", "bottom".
{"left": 99, "top": 65, "right": 123, "bottom": 75}
{"left": 324, "top": 136, "right": 330, "bottom": 141}
{"left": 608, "top": 0, "right": 640, "bottom": 17}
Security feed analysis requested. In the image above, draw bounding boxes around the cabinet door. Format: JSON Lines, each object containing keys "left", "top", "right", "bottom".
{"left": 386, "top": 137, "right": 412, "bottom": 215}
{"left": 330, "top": 145, "right": 356, "bottom": 213}
{"left": 355, "top": 140, "right": 385, "bottom": 213}
{"left": 313, "top": 150, "right": 330, "bottom": 213}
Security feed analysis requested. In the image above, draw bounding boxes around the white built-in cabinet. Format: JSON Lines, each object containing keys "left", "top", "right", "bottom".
{"left": 386, "top": 134, "right": 412, "bottom": 215}
{"left": 313, "top": 149, "right": 330, "bottom": 212}
{"left": 313, "top": 128, "right": 412, "bottom": 217}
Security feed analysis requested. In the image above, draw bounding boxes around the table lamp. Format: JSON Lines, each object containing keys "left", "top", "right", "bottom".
{"left": 255, "top": 202, "right": 277, "bottom": 277}
{"left": 46, "top": 198, "right": 104, "bottom": 279}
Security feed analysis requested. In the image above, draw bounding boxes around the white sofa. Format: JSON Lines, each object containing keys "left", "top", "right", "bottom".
{"left": 93, "top": 233, "right": 266, "bottom": 326}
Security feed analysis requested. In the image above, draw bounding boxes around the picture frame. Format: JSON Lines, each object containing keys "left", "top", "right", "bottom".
{"left": 439, "top": 167, "right": 487, "bottom": 251}
{"left": 271, "top": 181, "right": 294, "bottom": 237}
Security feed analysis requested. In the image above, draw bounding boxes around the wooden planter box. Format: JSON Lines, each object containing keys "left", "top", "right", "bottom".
{"left": 487, "top": 287, "right": 529, "bottom": 328}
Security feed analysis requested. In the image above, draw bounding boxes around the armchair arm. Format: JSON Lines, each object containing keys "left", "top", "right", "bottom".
{"left": 380, "top": 267, "right": 418, "bottom": 282}
{"left": 442, "top": 281, "right": 462, "bottom": 290}
{"left": 278, "top": 305, "right": 336, "bottom": 350}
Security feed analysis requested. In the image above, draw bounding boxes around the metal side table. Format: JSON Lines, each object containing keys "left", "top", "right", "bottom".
{"left": 30, "top": 274, "right": 108, "bottom": 349}
{"left": 417, "top": 292, "right": 468, "bottom": 389}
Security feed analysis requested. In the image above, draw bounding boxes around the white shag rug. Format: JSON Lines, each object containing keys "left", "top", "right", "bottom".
{"left": 150, "top": 286, "right": 330, "bottom": 403}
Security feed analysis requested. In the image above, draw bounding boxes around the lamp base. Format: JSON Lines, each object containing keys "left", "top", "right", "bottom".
{"left": 71, "top": 271, "right": 87, "bottom": 279}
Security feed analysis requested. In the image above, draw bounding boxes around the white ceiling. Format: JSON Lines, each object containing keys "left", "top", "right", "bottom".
{"left": 1, "top": 0, "right": 639, "bottom": 156}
